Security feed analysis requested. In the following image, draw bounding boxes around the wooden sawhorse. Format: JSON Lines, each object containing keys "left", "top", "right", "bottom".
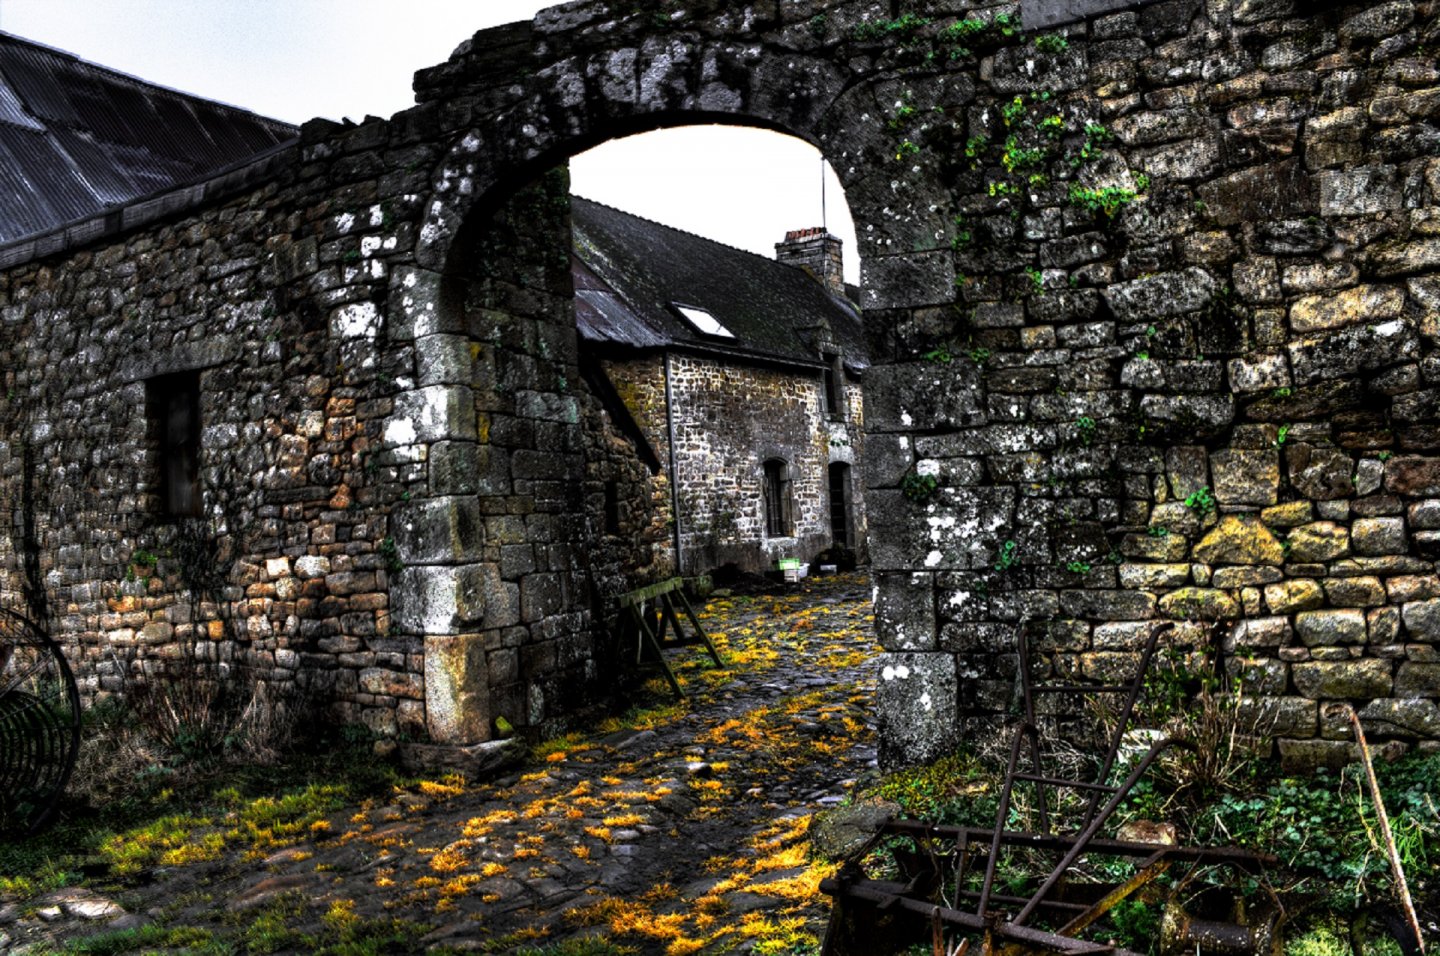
{"left": 617, "top": 578, "right": 723, "bottom": 698}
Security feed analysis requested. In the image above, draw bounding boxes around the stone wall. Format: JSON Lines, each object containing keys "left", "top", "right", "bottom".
{"left": 603, "top": 351, "right": 866, "bottom": 575}
{"left": 866, "top": 0, "right": 1440, "bottom": 769}
{"left": 0, "top": 157, "right": 661, "bottom": 743}
{"left": 0, "top": 172, "right": 407, "bottom": 727}
{"left": 0, "top": 0, "right": 1437, "bottom": 765}
{"left": 600, "top": 354, "right": 678, "bottom": 568}
{"left": 670, "top": 352, "right": 866, "bottom": 575}
{"left": 435, "top": 170, "right": 667, "bottom": 738}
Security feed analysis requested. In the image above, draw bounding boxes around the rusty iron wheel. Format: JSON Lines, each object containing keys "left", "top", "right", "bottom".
{"left": 0, "top": 609, "right": 81, "bottom": 834}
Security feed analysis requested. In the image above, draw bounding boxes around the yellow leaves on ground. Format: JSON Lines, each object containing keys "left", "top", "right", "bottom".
{"left": 564, "top": 812, "right": 832, "bottom": 954}
{"left": 427, "top": 840, "right": 473, "bottom": 873}
{"left": 82, "top": 574, "right": 873, "bottom": 952}
{"left": 742, "top": 914, "right": 821, "bottom": 956}
{"left": 460, "top": 809, "right": 517, "bottom": 838}
{"left": 752, "top": 861, "right": 838, "bottom": 904}
{"left": 698, "top": 718, "right": 766, "bottom": 747}
{"left": 602, "top": 812, "right": 646, "bottom": 827}
{"left": 568, "top": 897, "right": 701, "bottom": 954}
{"left": 416, "top": 775, "right": 468, "bottom": 799}
{"left": 754, "top": 843, "right": 808, "bottom": 872}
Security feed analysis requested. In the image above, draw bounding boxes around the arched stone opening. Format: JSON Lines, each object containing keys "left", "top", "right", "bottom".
{"left": 396, "top": 133, "right": 891, "bottom": 744}
{"left": 383, "top": 20, "right": 950, "bottom": 744}
{"left": 9, "top": 1, "right": 1439, "bottom": 779}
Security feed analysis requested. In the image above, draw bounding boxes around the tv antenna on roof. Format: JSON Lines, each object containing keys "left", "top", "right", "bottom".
{"left": 821, "top": 155, "right": 829, "bottom": 233}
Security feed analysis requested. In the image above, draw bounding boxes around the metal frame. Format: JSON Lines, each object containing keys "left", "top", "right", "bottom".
{"left": 822, "top": 622, "right": 1276, "bottom": 956}
{"left": 0, "top": 607, "right": 81, "bottom": 833}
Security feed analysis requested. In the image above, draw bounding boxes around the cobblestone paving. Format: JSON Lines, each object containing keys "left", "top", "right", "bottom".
{"left": 4, "top": 573, "right": 878, "bottom": 954}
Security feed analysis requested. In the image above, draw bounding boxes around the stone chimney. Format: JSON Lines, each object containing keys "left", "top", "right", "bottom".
{"left": 775, "top": 227, "right": 845, "bottom": 298}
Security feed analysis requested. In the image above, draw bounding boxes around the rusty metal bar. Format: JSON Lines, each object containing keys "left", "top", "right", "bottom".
{"left": 1161, "top": 906, "right": 1281, "bottom": 956}
{"left": 1057, "top": 851, "right": 1171, "bottom": 937}
{"left": 822, "top": 879, "right": 1146, "bottom": 956}
{"left": 823, "top": 614, "right": 1282, "bottom": 956}
{"left": 1082, "top": 622, "right": 1172, "bottom": 830}
{"left": 1338, "top": 703, "right": 1427, "bottom": 955}
{"left": 979, "top": 711, "right": 1030, "bottom": 916}
{"left": 1012, "top": 773, "right": 1119, "bottom": 793}
{"left": 955, "top": 889, "right": 1090, "bottom": 913}
{"left": 877, "top": 820, "right": 1276, "bottom": 868}
{"left": 1012, "top": 738, "right": 1178, "bottom": 926}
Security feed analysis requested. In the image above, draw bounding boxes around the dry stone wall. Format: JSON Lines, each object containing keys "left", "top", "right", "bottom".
{"left": 0, "top": 0, "right": 1437, "bottom": 766}
{"left": 0, "top": 151, "right": 662, "bottom": 744}
{"left": 0, "top": 172, "right": 413, "bottom": 732}
{"left": 865, "top": 0, "right": 1440, "bottom": 769}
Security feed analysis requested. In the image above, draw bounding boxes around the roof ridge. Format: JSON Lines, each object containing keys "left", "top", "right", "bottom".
{"left": 571, "top": 193, "right": 823, "bottom": 276}
{"left": 0, "top": 30, "right": 298, "bottom": 132}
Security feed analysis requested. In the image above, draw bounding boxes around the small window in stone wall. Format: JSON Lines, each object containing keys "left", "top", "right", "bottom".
{"left": 146, "top": 370, "right": 202, "bottom": 519}
{"left": 823, "top": 354, "right": 843, "bottom": 418}
{"left": 604, "top": 479, "right": 621, "bottom": 535}
{"left": 763, "top": 459, "right": 794, "bottom": 537}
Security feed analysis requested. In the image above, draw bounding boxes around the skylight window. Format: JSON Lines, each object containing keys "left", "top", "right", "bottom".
{"left": 674, "top": 304, "right": 734, "bottom": 339}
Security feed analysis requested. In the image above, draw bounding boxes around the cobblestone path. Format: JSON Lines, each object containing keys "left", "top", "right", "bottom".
{"left": 5, "top": 574, "right": 878, "bottom": 954}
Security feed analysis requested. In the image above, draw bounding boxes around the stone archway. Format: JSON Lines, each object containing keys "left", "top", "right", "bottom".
{"left": 379, "top": 20, "right": 955, "bottom": 745}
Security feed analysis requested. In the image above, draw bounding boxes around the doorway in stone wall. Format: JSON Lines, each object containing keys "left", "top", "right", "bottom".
{"left": 829, "top": 461, "right": 854, "bottom": 550}
{"left": 391, "top": 6, "right": 964, "bottom": 748}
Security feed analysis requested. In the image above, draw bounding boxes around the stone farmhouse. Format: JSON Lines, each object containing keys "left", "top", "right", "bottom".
{"left": 1, "top": 0, "right": 1439, "bottom": 770}
{"left": 572, "top": 197, "right": 868, "bottom": 578}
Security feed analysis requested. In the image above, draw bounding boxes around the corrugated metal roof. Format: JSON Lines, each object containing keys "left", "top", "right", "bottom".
{"left": 0, "top": 132, "right": 66, "bottom": 238}
{"left": 0, "top": 73, "right": 41, "bottom": 132}
{"left": 0, "top": 32, "right": 298, "bottom": 245}
{"left": 570, "top": 197, "right": 868, "bottom": 369}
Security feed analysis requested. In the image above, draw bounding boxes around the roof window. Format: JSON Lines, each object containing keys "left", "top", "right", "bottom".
{"left": 674, "top": 303, "right": 734, "bottom": 339}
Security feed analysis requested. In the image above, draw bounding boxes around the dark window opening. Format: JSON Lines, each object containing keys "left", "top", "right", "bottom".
{"left": 147, "top": 371, "right": 202, "bottom": 518}
{"left": 829, "top": 462, "right": 852, "bottom": 548}
{"left": 823, "top": 354, "right": 843, "bottom": 418}
{"left": 604, "top": 480, "right": 621, "bottom": 534}
{"left": 763, "top": 458, "right": 794, "bottom": 537}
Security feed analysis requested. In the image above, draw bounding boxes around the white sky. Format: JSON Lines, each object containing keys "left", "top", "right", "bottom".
{"left": 0, "top": 0, "right": 859, "bottom": 281}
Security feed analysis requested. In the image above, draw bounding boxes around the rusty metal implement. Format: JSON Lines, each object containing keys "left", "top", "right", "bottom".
{"left": 821, "top": 623, "right": 1277, "bottom": 956}
{"left": 0, "top": 608, "right": 81, "bottom": 833}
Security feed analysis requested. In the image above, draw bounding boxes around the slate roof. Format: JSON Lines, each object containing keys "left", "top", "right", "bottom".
{"left": 0, "top": 32, "right": 297, "bottom": 244}
{"left": 572, "top": 197, "right": 867, "bottom": 371}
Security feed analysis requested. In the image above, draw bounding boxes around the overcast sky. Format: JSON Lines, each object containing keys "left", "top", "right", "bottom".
{"left": 0, "top": 0, "right": 858, "bottom": 280}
